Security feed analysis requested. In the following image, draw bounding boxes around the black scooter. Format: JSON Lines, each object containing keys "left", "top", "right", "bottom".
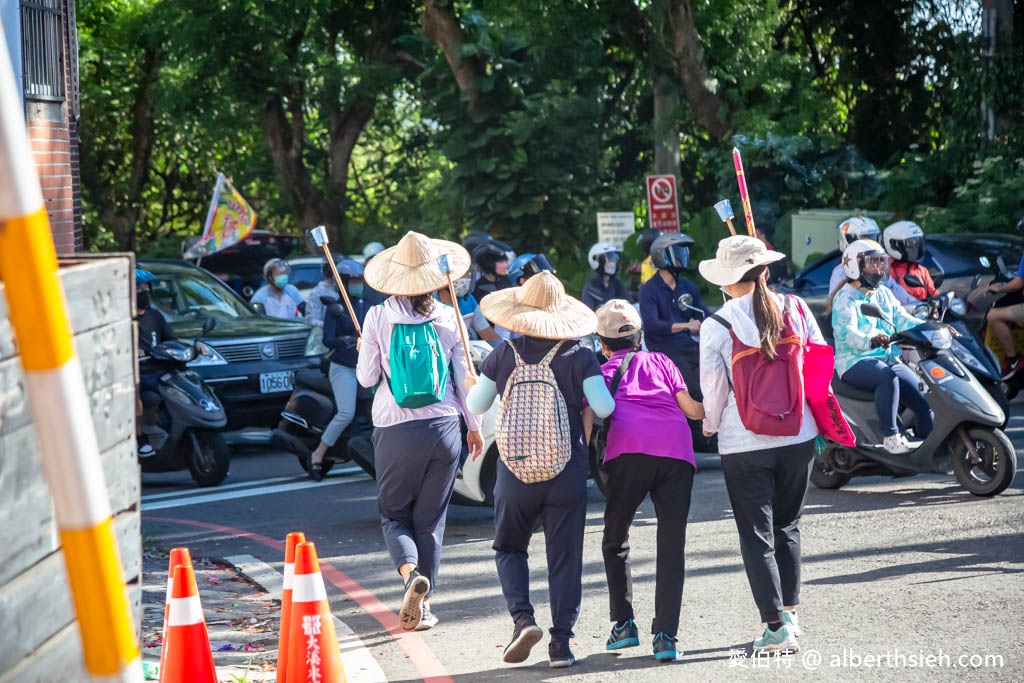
{"left": 139, "top": 318, "right": 230, "bottom": 486}
{"left": 812, "top": 304, "right": 1016, "bottom": 497}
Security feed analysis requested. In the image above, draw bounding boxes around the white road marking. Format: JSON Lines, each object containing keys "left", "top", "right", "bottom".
{"left": 225, "top": 555, "right": 387, "bottom": 683}
{"left": 141, "top": 466, "right": 365, "bottom": 502}
{"left": 141, "top": 473, "right": 371, "bottom": 511}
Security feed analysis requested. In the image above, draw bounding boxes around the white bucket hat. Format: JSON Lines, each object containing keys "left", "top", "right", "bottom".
{"left": 363, "top": 231, "right": 471, "bottom": 296}
{"left": 479, "top": 271, "right": 597, "bottom": 340}
{"left": 698, "top": 235, "right": 785, "bottom": 287}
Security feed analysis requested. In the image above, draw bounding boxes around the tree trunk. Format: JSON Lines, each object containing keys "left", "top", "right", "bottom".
{"left": 422, "top": 0, "right": 484, "bottom": 114}
{"left": 653, "top": 76, "right": 681, "bottom": 181}
{"left": 982, "top": 0, "right": 1014, "bottom": 138}
{"left": 667, "top": 0, "right": 729, "bottom": 140}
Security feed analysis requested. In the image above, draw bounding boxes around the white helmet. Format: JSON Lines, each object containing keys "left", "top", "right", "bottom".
{"left": 362, "top": 241, "right": 385, "bottom": 259}
{"left": 882, "top": 221, "right": 925, "bottom": 263}
{"left": 842, "top": 239, "right": 889, "bottom": 288}
{"left": 588, "top": 242, "right": 620, "bottom": 270}
{"left": 837, "top": 216, "right": 880, "bottom": 251}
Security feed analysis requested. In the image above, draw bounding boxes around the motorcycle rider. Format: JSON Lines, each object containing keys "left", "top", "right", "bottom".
{"left": 831, "top": 240, "right": 933, "bottom": 454}
{"left": 308, "top": 259, "right": 371, "bottom": 481}
{"left": 637, "top": 228, "right": 662, "bottom": 286}
{"left": 985, "top": 215, "right": 1024, "bottom": 378}
{"left": 135, "top": 268, "right": 175, "bottom": 457}
{"left": 472, "top": 240, "right": 513, "bottom": 302}
{"left": 582, "top": 242, "right": 632, "bottom": 311}
{"left": 436, "top": 274, "right": 500, "bottom": 342}
{"left": 361, "top": 242, "right": 387, "bottom": 305}
{"left": 251, "top": 258, "right": 304, "bottom": 319}
{"left": 828, "top": 216, "right": 917, "bottom": 306}
{"left": 883, "top": 221, "right": 938, "bottom": 302}
{"left": 305, "top": 256, "right": 342, "bottom": 328}
{"left": 638, "top": 232, "right": 710, "bottom": 400}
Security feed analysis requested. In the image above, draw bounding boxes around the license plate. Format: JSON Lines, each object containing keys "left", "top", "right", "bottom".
{"left": 260, "top": 371, "right": 294, "bottom": 394}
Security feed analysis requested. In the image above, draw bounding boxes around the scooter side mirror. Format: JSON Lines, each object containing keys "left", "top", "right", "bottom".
{"left": 201, "top": 318, "right": 216, "bottom": 335}
{"left": 902, "top": 274, "right": 924, "bottom": 289}
{"left": 860, "top": 303, "right": 885, "bottom": 319}
{"left": 325, "top": 303, "right": 345, "bottom": 318}
{"left": 251, "top": 302, "right": 266, "bottom": 315}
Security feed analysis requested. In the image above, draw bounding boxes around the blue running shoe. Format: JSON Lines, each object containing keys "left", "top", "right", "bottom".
{"left": 652, "top": 633, "right": 679, "bottom": 661}
{"left": 606, "top": 620, "right": 640, "bottom": 650}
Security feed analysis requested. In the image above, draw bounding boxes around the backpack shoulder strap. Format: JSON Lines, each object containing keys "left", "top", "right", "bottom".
{"left": 539, "top": 340, "right": 564, "bottom": 366}
{"left": 609, "top": 351, "right": 637, "bottom": 397}
{"left": 506, "top": 340, "right": 526, "bottom": 367}
{"left": 709, "top": 313, "right": 731, "bottom": 329}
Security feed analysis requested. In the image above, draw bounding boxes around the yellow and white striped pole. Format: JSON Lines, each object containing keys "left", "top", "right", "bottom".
{"left": 0, "top": 32, "right": 142, "bottom": 682}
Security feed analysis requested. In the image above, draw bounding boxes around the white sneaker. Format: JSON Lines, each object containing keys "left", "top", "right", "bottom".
{"left": 782, "top": 610, "right": 802, "bottom": 637}
{"left": 883, "top": 434, "right": 913, "bottom": 454}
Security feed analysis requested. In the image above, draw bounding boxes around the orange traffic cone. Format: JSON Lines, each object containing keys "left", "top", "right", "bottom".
{"left": 159, "top": 563, "right": 217, "bottom": 683}
{"left": 276, "top": 531, "right": 306, "bottom": 683}
{"left": 285, "top": 542, "right": 346, "bottom": 683}
{"left": 159, "top": 548, "right": 192, "bottom": 675}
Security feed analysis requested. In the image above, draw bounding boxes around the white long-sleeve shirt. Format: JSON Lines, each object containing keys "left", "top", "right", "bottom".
{"left": 700, "top": 292, "right": 822, "bottom": 454}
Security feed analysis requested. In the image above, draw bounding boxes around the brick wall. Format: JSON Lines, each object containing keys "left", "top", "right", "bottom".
{"left": 22, "top": 0, "right": 82, "bottom": 255}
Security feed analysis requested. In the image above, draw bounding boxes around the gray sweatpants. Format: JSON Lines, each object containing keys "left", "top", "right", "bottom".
{"left": 373, "top": 415, "right": 462, "bottom": 596}
{"left": 322, "top": 363, "right": 358, "bottom": 447}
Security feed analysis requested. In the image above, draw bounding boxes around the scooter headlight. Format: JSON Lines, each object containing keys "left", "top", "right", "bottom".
{"left": 950, "top": 296, "right": 967, "bottom": 316}
{"left": 951, "top": 344, "right": 985, "bottom": 373}
{"left": 188, "top": 341, "right": 228, "bottom": 367}
{"left": 305, "top": 328, "right": 329, "bottom": 356}
{"left": 164, "top": 345, "right": 195, "bottom": 362}
{"left": 922, "top": 327, "right": 952, "bottom": 350}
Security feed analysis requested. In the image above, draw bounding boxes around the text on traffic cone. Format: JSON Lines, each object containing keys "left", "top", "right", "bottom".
{"left": 285, "top": 542, "right": 345, "bottom": 683}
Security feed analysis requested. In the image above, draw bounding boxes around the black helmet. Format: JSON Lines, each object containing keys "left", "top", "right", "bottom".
{"left": 472, "top": 241, "right": 511, "bottom": 275}
{"left": 638, "top": 228, "right": 662, "bottom": 257}
{"left": 461, "top": 231, "right": 492, "bottom": 255}
{"left": 650, "top": 233, "right": 695, "bottom": 272}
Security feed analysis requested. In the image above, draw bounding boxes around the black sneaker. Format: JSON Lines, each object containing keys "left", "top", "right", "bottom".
{"left": 548, "top": 640, "right": 576, "bottom": 669}
{"left": 606, "top": 619, "right": 640, "bottom": 650}
{"left": 502, "top": 617, "right": 543, "bottom": 664}
{"left": 399, "top": 570, "right": 430, "bottom": 631}
{"left": 308, "top": 461, "right": 324, "bottom": 482}
{"left": 652, "top": 632, "right": 679, "bottom": 662}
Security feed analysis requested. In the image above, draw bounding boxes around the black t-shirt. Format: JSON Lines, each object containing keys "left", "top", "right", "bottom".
{"left": 581, "top": 274, "right": 632, "bottom": 311}
{"left": 479, "top": 337, "right": 602, "bottom": 466}
{"left": 473, "top": 275, "right": 511, "bottom": 303}
{"left": 137, "top": 308, "right": 174, "bottom": 355}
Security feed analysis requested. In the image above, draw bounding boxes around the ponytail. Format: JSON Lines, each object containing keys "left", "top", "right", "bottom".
{"left": 742, "top": 266, "right": 783, "bottom": 360}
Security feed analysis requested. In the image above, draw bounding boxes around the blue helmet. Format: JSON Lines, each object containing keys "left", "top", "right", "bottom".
{"left": 336, "top": 259, "right": 364, "bottom": 278}
{"left": 509, "top": 253, "right": 555, "bottom": 283}
{"left": 135, "top": 268, "right": 156, "bottom": 286}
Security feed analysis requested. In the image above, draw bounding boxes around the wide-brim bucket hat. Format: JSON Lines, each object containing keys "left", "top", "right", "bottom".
{"left": 478, "top": 271, "right": 597, "bottom": 340}
{"left": 363, "top": 231, "right": 471, "bottom": 296}
{"left": 698, "top": 235, "right": 786, "bottom": 287}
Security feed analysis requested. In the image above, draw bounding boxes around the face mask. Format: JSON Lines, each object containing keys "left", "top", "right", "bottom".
{"left": 495, "top": 261, "right": 509, "bottom": 277}
{"left": 137, "top": 291, "right": 151, "bottom": 309}
{"left": 348, "top": 282, "right": 364, "bottom": 299}
{"left": 274, "top": 275, "right": 289, "bottom": 288}
{"left": 603, "top": 257, "right": 619, "bottom": 276}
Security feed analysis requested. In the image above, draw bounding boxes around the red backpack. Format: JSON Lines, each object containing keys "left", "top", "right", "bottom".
{"left": 709, "top": 296, "right": 805, "bottom": 436}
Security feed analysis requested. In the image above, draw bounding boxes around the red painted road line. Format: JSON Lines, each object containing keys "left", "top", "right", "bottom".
{"left": 148, "top": 516, "right": 454, "bottom": 683}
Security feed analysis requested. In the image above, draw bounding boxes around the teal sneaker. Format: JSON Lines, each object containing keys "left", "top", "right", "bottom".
{"left": 752, "top": 624, "right": 798, "bottom": 653}
{"left": 652, "top": 632, "right": 679, "bottom": 661}
{"left": 606, "top": 620, "right": 640, "bottom": 650}
{"left": 782, "top": 610, "right": 802, "bottom": 637}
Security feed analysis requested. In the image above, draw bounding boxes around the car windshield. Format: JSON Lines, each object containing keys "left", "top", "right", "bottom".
{"left": 148, "top": 267, "right": 254, "bottom": 322}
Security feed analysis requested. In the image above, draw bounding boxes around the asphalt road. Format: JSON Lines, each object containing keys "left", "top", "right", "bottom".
{"left": 141, "top": 417, "right": 1024, "bottom": 682}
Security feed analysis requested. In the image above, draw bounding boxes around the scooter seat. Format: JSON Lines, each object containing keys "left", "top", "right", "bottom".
{"left": 832, "top": 375, "right": 876, "bottom": 402}
{"left": 295, "top": 368, "right": 333, "bottom": 395}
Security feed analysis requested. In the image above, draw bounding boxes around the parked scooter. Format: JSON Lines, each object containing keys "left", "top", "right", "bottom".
{"left": 965, "top": 255, "right": 1024, "bottom": 400}
{"left": 138, "top": 318, "right": 230, "bottom": 487}
{"left": 812, "top": 304, "right": 1016, "bottom": 497}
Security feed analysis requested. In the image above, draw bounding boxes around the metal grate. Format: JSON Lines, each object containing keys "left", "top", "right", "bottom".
{"left": 209, "top": 342, "right": 262, "bottom": 364}
{"left": 21, "top": 0, "right": 65, "bottom": 100}
{"left": 276, "top": 337, "right": 307, "bottom": 359}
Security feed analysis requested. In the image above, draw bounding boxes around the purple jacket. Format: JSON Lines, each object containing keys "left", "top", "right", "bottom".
{"left": 356, "top": 297, "right": 483, "bottom": 431}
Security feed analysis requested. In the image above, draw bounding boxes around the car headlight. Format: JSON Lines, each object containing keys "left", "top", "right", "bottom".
{"left": 188, "top": 341, "right": 228, "bottom": 367}
{"left": 950, "top": 296, "right": 967, "bottom": 316}
{"left": 164, "top": 345, "right": 195, "bottom": 362}
{"left": 305, "top": 327, "right": 329, "bottom": 356}
{"left": 951, "top": 343, "right": 984, "bottom": 373}
{"left": 922, "top": 327, "right": 952, "bottom": 350}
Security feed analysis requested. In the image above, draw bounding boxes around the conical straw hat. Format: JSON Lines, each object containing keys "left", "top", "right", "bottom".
{"left": 479, "top": 271, "right": 597, "bottom": 340}
{"left": 363, "top": 231, "right": 471, "bottom": 296}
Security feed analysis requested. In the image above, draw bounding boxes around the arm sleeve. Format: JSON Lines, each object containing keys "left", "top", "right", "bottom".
{"left": 583, "top": 376, "right": 615, "bottom": 418}
{"left": 287, "top": 285, "right": 304, "bottom": 305}
{"left": 699, "top": 320, "right": 729, "bottom": 434}
{"left": 466, "top": 375, "right": 498, "bottom": 415}
{"left": 447, "top": 324, "right": 484, "bottom": 431}
{"left": 355, "top": 308, "right": 382, "bottom": 387}
{"left": 832, "top": 290, "right": 874, "bottom": 352}
{"left": 639, "top": 285, "right": 672, "bottom": 336}
{"left": 306, "top": 296, "right": 325, "bottom": 328}
{"left": 828, "top": 266, "right": 846, "bottom": 296}
{"left": 250, "top": 287, "right": 268, "bottom": 304}
{"left": 889, "top": 288, "right": 925, "bottom": 332}
{"left": 922, "top": 268, "right": 939, "bottom": 298}
{"left": 888, "top": 280, "right": 919, "bottom": 306}
{"left": 580, "top": 281, "right": 600, "bottom": 311}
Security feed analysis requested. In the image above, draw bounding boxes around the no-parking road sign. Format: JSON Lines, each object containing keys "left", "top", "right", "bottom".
{"left": 646, "top": 175, "right": 680, "bottom": 232}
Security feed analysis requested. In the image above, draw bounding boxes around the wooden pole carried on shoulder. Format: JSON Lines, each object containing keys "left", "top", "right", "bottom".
{"left": 309, "top": 226, "right": 361, "bottom": 336}
{"left": 438, "top": 254, "right": 477, "bottom": 379}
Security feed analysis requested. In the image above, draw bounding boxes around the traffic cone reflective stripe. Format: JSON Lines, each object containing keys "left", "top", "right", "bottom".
{"left": 276, "top": 531, "right": 306, "bottom": 683}
{"left": 160, "top": 548, "right": 192, "bottom": 676}
{"left": 159, "top": 564, "right": 216, "bottom": 683}
{"left": 285, "top": 542, "right": 345, "bottom": 683}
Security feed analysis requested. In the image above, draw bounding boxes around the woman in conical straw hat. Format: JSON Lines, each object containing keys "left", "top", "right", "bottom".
{"left": 697, "top": 234, "right": 823, "bottom": 654}
{"left": 356, "top": 230, "right": 484, "bottom": 632}
{"left": 466, "top": 272, "right": 615, "bottom": 668}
